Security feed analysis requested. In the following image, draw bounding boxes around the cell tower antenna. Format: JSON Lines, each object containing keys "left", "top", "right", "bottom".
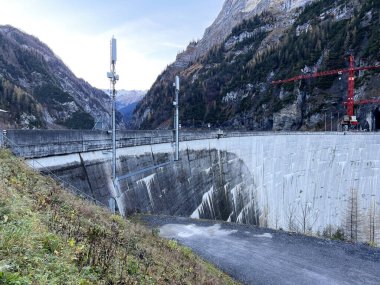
{"left": 107, "top": 36, "right": 119, "bottom": 188}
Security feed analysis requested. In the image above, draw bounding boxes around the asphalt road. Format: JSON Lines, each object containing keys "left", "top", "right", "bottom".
{"left": 143, "top": 215, "right": 380, "bottom": 285}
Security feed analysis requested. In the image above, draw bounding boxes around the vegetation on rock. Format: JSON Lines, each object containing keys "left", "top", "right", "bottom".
{"left": 134, "top": 0, "right": 380, "bottom": 131}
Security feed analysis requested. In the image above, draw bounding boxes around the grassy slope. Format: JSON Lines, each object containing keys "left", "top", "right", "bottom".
{"left": 0, "top": 149, "right": 239, "bottom": 285}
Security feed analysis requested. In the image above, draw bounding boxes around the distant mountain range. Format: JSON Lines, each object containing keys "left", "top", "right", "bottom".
{"left": 102, "top": 89, "right": 146, "bottom": 127}
{"left": 133, "top": 0, "right": 380, "bottom": 131}
{"left": 0, "top": 25, "right": 111, "bottom": 129}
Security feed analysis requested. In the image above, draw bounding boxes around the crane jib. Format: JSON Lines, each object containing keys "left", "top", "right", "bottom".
{"left": 271, "top": 55, "right": 380, "bottom": 128}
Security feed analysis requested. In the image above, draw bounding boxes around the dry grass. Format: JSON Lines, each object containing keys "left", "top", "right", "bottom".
{"left": 0, "top": 149, "right": 239, "bottom": 284}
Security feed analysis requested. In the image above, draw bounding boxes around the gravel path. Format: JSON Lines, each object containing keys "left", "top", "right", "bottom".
{"left": 142, "top": 215, "right": 380, "bottom": 285}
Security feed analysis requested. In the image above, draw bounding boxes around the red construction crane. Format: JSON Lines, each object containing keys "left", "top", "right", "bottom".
{"left": 272, "top": 55, "right": 380, "bottom": 128}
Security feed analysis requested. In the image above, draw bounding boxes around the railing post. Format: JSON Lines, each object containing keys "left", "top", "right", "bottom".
{"left": 1, "top": 129, "right": 7, "bottom": 148}
{"left": 0, "top": 130, "right": 4, "bottom": 148}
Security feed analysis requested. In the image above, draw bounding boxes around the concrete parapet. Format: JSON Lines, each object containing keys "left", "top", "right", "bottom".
{"left": 5, "top": 130, "right": 172, "bottom": 158}
{"left": 6, "top": 129, "right": 378, "bottom": 158}
{"left": 5, "top": 129, "right": 239, "bottom": 158}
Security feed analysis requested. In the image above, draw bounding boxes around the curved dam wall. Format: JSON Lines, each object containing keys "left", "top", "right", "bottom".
{"left": 26, "top": 133, "right": 380, "bottom": 243}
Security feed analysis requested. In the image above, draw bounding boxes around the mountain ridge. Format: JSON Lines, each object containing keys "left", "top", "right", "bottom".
{"left": 0, "top": 25, "right": 111, "bottom": 129}
{"left": 106, "top": 89, "right": 146, "bottom": 127}
{"left": 173, "top": 0, "right": 315, "bottom": 70}
{"left": 133, "top": 0, "right": 380, "bottom": 131}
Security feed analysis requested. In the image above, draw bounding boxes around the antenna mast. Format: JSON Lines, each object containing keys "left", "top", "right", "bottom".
{"left": 107, "top": 37, "right": 119, "bottom": 184}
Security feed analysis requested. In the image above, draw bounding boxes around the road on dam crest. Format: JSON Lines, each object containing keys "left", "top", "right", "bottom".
{"left": 143, "top": 216, "right": 380, "bottom": 285}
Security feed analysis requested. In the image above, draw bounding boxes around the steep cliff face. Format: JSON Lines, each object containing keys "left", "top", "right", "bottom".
{"left": 174, "top": 0, "right": 315, "bottom": 69}
{"left": 133, "top": 0, "right": 380, "bottom": 131}
{"left": 0, "top": 25, "right": 111, "bottom": 129}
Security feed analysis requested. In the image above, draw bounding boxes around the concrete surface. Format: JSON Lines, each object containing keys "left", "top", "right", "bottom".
{"left": 25, "top": 132, "right": 380, "bottom": 243}
{"left": 4, "top": 129, "right": 232, "bottom": 158}
{"left": 143, "top": 215, "right": 380, "bottom": 285}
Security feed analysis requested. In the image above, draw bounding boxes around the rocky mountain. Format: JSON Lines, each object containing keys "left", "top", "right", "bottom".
{"left": 133, "top": 0, "right": 380, "bottom": 131}
{"left": 115, "top": 89, "right": 146, "bottom": 109}
{"left": 173, "top": 0, "right": 314, "bottom": 69}
{"left": 0, "top": 25, "right": 111, "bottom": 129}
{"left": 103, "top": 89, "right": 146, "bottom": 127}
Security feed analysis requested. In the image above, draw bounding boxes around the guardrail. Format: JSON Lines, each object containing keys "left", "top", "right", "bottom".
{"left": 3, "top": 130, "right": 217, "bottom": 158}
{"left": 3, "top": 129, "right": 378, "bottom": 158}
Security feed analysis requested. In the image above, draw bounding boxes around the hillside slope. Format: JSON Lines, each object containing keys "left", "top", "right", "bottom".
{"left": 0, "top": 149, "right": 238, "bottom": 284}
{"left": 0, "top": 25, "right": 111, "bottom": 129}
{"left": 133, "top": 0, "right": 380, "bottom": 131}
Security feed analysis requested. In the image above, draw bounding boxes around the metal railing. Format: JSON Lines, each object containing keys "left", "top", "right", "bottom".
{"left": 4, "top": 129, "right": 379, "bottom": 159}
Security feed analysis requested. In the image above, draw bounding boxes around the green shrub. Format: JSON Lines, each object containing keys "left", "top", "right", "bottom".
{"left": 332, "top": 228, "right": 345, "bottom": 241}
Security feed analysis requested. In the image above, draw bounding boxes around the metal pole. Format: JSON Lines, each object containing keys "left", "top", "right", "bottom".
{"left": 0, "top": 129, "right": 4, "bottom": 148}
{"left": 330, "top": 112, "right": 332, "bottom": 132}
{"left": 112, "top": 72, "right": 116, "bottom": 182}
{"left": 107, "top": 37, "right": 119, "bottom": 186}
{"left": 325, "top": 112, "right": 326, "bottom": 132}
{"left": 174, "top": 76, "right": 180, "bottom": 161}
{"left": 338, "top": 112, "right": 340, "bottom": 131}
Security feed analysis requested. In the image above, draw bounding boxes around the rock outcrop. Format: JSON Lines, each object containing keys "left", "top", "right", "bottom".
{"left": 175, "top": 0, "right": 315, "bottom": 68}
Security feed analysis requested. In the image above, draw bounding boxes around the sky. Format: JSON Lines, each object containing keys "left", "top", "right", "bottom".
{"left": 0, "top": 0, "right": 224, "bottom": 90}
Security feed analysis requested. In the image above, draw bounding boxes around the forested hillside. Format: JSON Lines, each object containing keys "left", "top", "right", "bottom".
{"left": 133, "top": 0, "right": 380, "bottom": 131}
{"left": 0, "top": 25, "right": 111, "bottom": 129}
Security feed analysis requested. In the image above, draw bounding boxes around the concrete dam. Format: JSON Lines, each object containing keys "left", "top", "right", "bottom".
{"left": 3, "top": 130, "right": 380, "bottom": 243}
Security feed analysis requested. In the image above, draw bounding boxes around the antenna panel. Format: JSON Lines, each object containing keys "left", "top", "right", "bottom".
{"left": 111, "top": 38, "right": 117, "bottom": 63}
{"left": 175, "top": 75, "right": 180, "bottom": 91}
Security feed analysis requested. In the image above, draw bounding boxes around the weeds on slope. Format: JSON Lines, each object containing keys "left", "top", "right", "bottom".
{"left": 0, "top": 149, "right": 238, "bottom": 284}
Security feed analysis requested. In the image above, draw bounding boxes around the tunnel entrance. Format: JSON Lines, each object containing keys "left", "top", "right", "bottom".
{"left": 374, "top": 108, "right": 380, "bottom": 130}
